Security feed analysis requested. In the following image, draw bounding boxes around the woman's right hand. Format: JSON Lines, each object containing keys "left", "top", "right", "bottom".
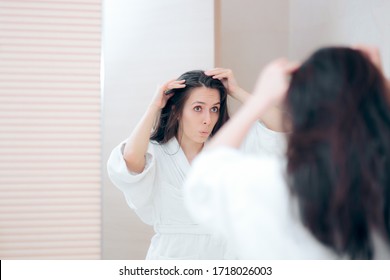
{"left": 353, "top": 45, "right": 390, "bottom": 102}
{"left": 150, "top": 79, "right": 186, "bottom": 109}
{"left": 252, "top": 58, "right": 300, "bottom": 106}
{"left": 353, "top": 45, "right": 383, "bottom": 72}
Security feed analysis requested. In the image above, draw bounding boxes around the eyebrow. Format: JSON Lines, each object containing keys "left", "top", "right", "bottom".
{"left": 191, "top": 101, "right": 221, "bottom": 106}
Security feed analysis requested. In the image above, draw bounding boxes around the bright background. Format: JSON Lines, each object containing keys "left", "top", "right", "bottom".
{"left": 0, "top": 0, "right": 389, "bottom": 260}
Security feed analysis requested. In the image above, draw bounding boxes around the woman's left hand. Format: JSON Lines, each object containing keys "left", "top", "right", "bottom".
{"left": 205, "top": 68, "right": 250, "bottom": 102}
{"left": 353, "top": 45, "right": 383, "bottom": 72}
{"left": 205, "top": 68, "right": 240, "bottom": 94}
{"left": 252, "top": 58, "right": 300, "bottom": 106}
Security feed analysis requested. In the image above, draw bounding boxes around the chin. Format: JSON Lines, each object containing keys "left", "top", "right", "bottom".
{"left": 195, "top": 137, "right": 207, "bottom": 144}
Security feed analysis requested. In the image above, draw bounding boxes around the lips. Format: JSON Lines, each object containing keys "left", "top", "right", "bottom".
{"left": 200, "top": 131, "right": 210, "bottom": 136}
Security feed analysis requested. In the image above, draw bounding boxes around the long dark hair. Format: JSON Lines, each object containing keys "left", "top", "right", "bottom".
{"left": 150, "top": 70, "right": 229, "bottom": 143}
{"left": 286, "top": 47, "right": 390, "bottom": 259}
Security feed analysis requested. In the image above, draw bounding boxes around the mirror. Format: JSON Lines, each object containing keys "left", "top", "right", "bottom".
{"left": 102, "top": 0, "right": 390, "bottom": 259}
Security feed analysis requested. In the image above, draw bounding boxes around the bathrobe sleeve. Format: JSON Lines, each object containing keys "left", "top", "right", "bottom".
{"left": 183, "top": 147, "right": 295, "bottom": 259}
{"left": 240, "top": 121, "right": 286, "bottom": 157}
{"left": 107, "top": 140, "right": 156, "bottom": 225}
{"left": 184, "top": 147, "right": 338, "bottom": 259}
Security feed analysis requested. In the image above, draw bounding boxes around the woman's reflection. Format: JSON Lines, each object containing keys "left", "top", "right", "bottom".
{"left": 107, "top": 70, "right": 233, "bottom": 259}
{"left": 107, "top": 68, "right": 286, "bottom": 259}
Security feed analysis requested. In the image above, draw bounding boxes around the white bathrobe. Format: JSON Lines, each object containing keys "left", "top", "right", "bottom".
{"left": 183, "top": 148, "right": 390, "bottom": 259}
{"left": 107, "top": 122, "right": 285, "bottom": 259}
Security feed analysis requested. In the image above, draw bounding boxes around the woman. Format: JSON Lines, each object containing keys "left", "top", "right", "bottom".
{"left": 107, "top": 68, "right": 287, "bottom": 259}
{"left": 184, "top": 47, "right": 390, "bottom": 259}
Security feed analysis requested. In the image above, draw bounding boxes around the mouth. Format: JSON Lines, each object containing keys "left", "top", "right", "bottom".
{"left": 199, "top": 131, "right": 210, "bottom": 137}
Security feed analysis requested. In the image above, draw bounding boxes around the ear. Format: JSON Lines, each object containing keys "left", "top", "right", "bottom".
{"left": 170, "top": 105, "right": 179, "bottom": 120}
{"left": 171, "top": 105, "right": 176, "bottom": 116}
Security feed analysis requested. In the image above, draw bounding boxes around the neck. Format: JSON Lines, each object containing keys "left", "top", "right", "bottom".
{"left": 176, "top": 134, "right": 204, "bottom": 164}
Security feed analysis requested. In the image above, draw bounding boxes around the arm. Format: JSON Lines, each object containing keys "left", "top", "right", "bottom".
{"left": 206, "top": 59, "right": 299, "bottom": 150}
{"left": 205, "top": 68, "right": 289, "bottom": 132}
{"left": 123, "top": 79, "right": 185, "bottom": 173}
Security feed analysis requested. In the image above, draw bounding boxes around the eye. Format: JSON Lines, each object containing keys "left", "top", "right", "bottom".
{"left": 211, "top": 107, "right": 219, "bottom": 113}
{"left": 193, "top": 106, "right": 202, "bottom": 112}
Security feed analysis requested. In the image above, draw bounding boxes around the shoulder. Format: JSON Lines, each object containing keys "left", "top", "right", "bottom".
{"left": 191, "top": 147, "right": 286, "bottom": 194}
{"left": 241, "top": 122, "right": 287, "bottom": 156}
{"left": 195, "top": 147, "right": 285, "bottom": 173}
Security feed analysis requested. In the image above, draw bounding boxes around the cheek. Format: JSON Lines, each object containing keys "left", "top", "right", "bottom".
{"left": 181, "top": 110, "right": 198, "bottom": 128}
{"left": 211, "top": 114, "right": 219, "bottom": 125}
{"left": 185, "top": 110, "right": 202, "bottom": 122}
{"left": 180, "top": 115, "right": 191, "bottom": 129}
{"left": 182, "top": 107, "right": 195, "bottom": 120}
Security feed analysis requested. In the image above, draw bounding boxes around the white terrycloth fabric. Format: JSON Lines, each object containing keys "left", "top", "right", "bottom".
{"left": 184, "top": 146, "right": 390, "bottom": 259}
{"left": 107, "top": 122, "right": 286, "bottom": 259}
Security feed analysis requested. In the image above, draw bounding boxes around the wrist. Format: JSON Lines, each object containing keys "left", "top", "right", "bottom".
{"left": 147, "top": 104, "right": 162, "bottom": 114}
{"left": 231, "top": 87, "right": 250, "bottom": 103}
{"left": 245, "top": 95, "right": 277, "bottom": 120}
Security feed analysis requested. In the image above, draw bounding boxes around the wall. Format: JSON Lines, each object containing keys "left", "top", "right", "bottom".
{"left": 217, "top": 0, "right": 290, "bottom": 112}
{"left": 289, "top": 0, "right": 390, "bottom": 75}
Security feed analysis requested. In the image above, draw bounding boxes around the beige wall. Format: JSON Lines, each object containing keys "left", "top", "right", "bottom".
{"left": 289, "top": 0, "right": 390, "bottom": 76}
{"left": 217, "top": 0, "right": 289, "bottom": 112}
{"left": 218, "top": 0, "right": 289, "bottom": 92}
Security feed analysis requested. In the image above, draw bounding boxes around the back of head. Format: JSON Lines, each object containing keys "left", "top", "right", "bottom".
{"left": 286, "top": 47, "right": 390, "bottom": 259}
{"left": 150, "top": 70, "right": 229, "bottom": 143}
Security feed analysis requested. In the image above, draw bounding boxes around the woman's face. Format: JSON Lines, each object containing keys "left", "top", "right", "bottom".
{"left": 178, "top": 87, "right": 221, "bottom": 145}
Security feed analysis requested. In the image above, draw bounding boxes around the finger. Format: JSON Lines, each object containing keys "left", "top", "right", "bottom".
{"left": 209, "top": 69, "right": 232, "bottom": 79}
{"left": 162, "top": 78, "right": 185, "bottom": 87}
{"left": 164, "top": 86, "right": 185, "bottom": 95}
{"left": 352, "top": 44, "right": 379, "bottom": 53}
{"left": 211, "top": 73, "right": 229, "bottom": 80}
{"left": 273, "top": 58, "right": 300, "bottom": 71}
{"left": 160, "top": 78, "right": 177, "bottom": 90}
{"left": 284, "top": 61, "right": 301, "bottom": 73}
{"left": 205, "top": 68, "right": 230, "bottom": 76}
{"left": 164, "top": 81, "right": 186, "bottom": 95}
{"left": 167, "top": 82, "right": 186, "bottom": 89}
{"left": 352, "top": 44, "right": 380, "bottom": 59}
{"left": 165, "top": 80, "right": 186, "bottom": 89}
{"left": 165, "top": 78, "right": 178, "bottom": 84}
{"left": 165, "top": 92, "right": 174, "bottom": 99}
{"left": 169, "top": 84, "right": 186, "bottom": 89}
{"left": 353, "top": 45, "right": 382, "bottom": 70}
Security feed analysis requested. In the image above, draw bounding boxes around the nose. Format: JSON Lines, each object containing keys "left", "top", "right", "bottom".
{"left": 203, "top": 111, "right": 211, "bottom": 125}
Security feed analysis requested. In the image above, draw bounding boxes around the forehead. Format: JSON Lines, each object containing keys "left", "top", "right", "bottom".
{"left": 186, "top": 87, "right": 220, "bottom": 105}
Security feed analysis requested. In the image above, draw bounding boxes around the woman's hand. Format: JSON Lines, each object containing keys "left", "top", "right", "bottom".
{"left": 205, "top": 68, "right": 239, "bottom": 94}
{"left": 205, "top": 68, "right": 250, "bottom": 103}
{"left": 252, "top": 58, "right": 300, "bottom": 106}
{"left": 150, "top": 79, "right": 186, "bottom": 109}
{"left": 354, "top": 45, "right": 390, "bottom": 102}
{"left": 353, "top": 45, "right": 383, "bottom": 72}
